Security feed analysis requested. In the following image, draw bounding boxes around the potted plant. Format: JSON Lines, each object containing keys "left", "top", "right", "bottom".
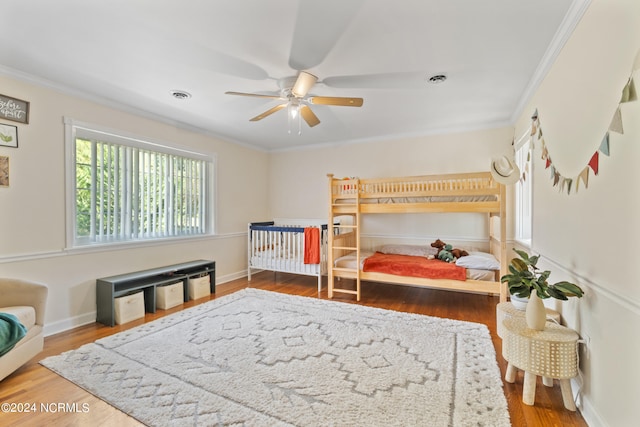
{"left": 500, "top": 249, "right": 584, "bottom": 330}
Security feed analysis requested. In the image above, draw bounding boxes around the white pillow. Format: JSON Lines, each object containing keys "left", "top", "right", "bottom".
{"left": 455, "top": 251, "right": 500, "bottom": 270}
{"left": 378, "top": 244, "right": 438, "bottom": 257}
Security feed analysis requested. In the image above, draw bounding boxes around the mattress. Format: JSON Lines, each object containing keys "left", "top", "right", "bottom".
{"left": 334, "top": 251, "right": 496, "bottom": 281}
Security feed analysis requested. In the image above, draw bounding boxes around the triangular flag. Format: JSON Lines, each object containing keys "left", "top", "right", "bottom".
{"left": 577, "top": 167, "right": 589, "bottom": 192}
{"left": 621, "top": 77, "right": 638, "bottom": 103}
{"left": 599, "top": 133, "right": 610, "bottom": 156}
{"left": 559, "top": 177, "right": 566, "bottom": 192}
{"left": 538, "top": 127, "right": 543, "bottom": 139}
{"left": 629, "top": 77, "right": 637, "bottom": 101}
{"left": 589, "top": 151, "right": 599, "bottom": 175}
{"left": 566, "top": 178, "right": 573, "bottom": 195}
{"left": 541, "top": 146, "right": 548, "bottom": 160}
{"left": 550, "top": 165, "right": 556, "bottom": 179}
{"left": 531, "top": 109, "right": 538, "bottom": 121}
{"left": 553, "top": 171, "right": 561, "bottom": 186}
{"left": 531, "top": 123, "right": 537, "bottom": 136}
{"left": 546, "top": 157, "right": 552, "bottom": 169}
{"left": 609, "top": 107, "right": 624, "bottom": 134}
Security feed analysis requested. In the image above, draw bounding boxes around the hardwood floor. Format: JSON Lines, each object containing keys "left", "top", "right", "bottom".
{"left": 0, "top": 272, "right": 588, "bottom": 426}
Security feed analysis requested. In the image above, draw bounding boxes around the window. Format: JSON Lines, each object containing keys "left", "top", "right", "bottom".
{"left": 65, "top": 120, "right": 214, "bottom": 247}
{"left": 514, "top": 139, "right": 532, "bottom": 245}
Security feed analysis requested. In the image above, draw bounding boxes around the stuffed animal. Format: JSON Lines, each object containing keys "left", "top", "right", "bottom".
{"left": 430, "top": 239, "right": 469, "bottom": 262}
{"left": 437, "top": 244, "right": 456, "bottom": 263}
{"left": 430, "top": 239, "right": 446, "bottom": 253}
{"left": 450, "top": 248, "right": 469, "bottom": 259}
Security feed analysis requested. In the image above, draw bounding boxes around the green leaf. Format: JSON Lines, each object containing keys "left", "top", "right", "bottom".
{"left": 553, "top": 281, "right": 584, "bottom": 298}
{"left": 547, "top": 287, "right": 569, "bottom": 300}
{"left": 528, "top": 255, "right": 539, "bottom": 267}
{"left": 513, "top": 249, "right": 530, "bottom": 262}
{"left": 500, "top": 274, "right": 511, "bottom": 283}
{"left": 511, "top": 258, "right": 528, "bottom": 272}
{"left": 0, "top": 132, "right": 12, "bottom": 142}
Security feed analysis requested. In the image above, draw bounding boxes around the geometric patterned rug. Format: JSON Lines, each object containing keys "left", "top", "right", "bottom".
{"left": 41, "top": 289, "right": 510, "bottom": 426}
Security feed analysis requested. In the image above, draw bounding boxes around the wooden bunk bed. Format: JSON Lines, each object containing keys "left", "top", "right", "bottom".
{"left": 327, "top": 172, "right": 508, "bottom": 302}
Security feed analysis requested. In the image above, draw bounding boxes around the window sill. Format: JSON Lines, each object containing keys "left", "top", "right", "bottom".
{"left": 65, "top": 233, "right": 217, "bottom": 255}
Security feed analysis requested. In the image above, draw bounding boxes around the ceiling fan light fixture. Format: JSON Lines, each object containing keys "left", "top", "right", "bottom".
{"left": 287, "top": 101, "right": 302, "bottom": 135}
{"left": 288, "top": 101, "right": 300, "bottom": 119}
{"left": 427, "top": 74, "right": 447, "bottom": 84}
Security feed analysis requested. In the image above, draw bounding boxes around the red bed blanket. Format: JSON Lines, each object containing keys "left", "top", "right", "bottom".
{"left": 362, "top": 252, "right": 467, "bottom": 281}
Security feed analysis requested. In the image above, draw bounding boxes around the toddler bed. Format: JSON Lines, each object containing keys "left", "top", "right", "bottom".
{"left": 248, "top": 221, "right": 330, "bottom": 292}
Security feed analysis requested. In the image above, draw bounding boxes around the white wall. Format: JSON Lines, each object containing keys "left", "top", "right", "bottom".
{"left": 0, "top": 75, "right": 270, "bottom": 334}
{"left": 513, "top": 0, "right": 640, "bottom": 425}
{"left": 268, "top": 127, "right": 513, "bottom": 248}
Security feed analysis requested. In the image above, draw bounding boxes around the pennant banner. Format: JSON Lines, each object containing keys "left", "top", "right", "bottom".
{"left": 520, "top": 51, "right": 638, "bottom": 195}
{"left": 621, "top": 77, "right": 637, "bottom": 103}
{"left": 577, "top": 167, "right": 589, "bottom": 192}
{"left": 599, "top": 133, "right": 610, "bottom": 156}
{"left": 588, "top": 151, "right": 599, "bottom": 175}
{"left": 609, "top": 107, "right": 624, "bottom": 134}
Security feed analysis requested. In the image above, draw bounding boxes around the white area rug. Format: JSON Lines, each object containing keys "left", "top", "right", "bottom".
{"left": 41, "top": 289, "right": 510, "bottom": 426}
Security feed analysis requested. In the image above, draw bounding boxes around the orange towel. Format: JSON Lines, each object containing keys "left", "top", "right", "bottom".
{"left": 304, "top": 227, "right": 320, "bottom": 264}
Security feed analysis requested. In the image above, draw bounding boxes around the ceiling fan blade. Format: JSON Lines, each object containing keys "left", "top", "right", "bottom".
{"left": 225, "top": 91, "right": 283, "bottom": 100}
{"left": 291, "top": 71, "right": 318, "bottom": 98}
{"left": 323, "top": 72, "right": 429, "bottom": 89}
{"left": 142, "top": 28, "right": 268, "bottom": 80}
{"left": 309, "top": 96, "right": 363, "bottom": 107}
{"left": 299, "top": 105, "right": 320, "bottom": 127}
{"left": 288, "top": 0, "right": 364, "bottom": 70}
{"left": 250, "top": 104, "right": 287, "bottom": 122}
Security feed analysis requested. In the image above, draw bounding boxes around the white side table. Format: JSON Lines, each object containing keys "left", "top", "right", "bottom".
{"left": 502, "top": 317, "right": 579, "bottom": 411}
{"left": 496, "top": 301, "right": 561, "bottom": 338}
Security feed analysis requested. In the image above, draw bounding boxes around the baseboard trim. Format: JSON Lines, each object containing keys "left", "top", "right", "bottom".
{"left": 44, "top": 312, "right": 97, "bottom": 337}
{"left": 43, "top": 270, "right": 249, "bottom": 337}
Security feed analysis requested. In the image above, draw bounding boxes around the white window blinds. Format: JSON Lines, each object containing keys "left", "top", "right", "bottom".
{"left": 69, "top": 122, "right": 211, "bottom": 247}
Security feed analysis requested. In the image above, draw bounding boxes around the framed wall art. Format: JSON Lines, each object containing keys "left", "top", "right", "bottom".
{"left": 0, "top": 156, "right": 8, "bottom": 187}
{"left": 0, "top": 94, "right": 29, "bottom": 124}
{"left": 0, "top": 123, "right": 18, "bottom": 148}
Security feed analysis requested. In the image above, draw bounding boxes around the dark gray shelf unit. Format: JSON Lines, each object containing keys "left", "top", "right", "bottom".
{"left": 96, "top": 260, "right": 215, "bottom": 326}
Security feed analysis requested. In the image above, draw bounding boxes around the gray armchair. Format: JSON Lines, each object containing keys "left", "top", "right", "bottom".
{"left": 0, "top": 278, "right": 48, "bottom": 381}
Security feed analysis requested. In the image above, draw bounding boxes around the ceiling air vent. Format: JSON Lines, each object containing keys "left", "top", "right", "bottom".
{"left": 427, "top": 74, "right": 447, "bottom": 84}
{"left": 170, "top": 90, "right": 192, "bottom": 99}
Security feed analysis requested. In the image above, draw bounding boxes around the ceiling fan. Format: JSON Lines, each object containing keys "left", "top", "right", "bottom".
{"left": 225, "top": 71, "right": 364, "bottom": 132}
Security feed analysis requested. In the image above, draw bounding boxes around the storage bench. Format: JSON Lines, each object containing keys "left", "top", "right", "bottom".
{"left": 97, "top": 260, "right": 215, "bottom": 326}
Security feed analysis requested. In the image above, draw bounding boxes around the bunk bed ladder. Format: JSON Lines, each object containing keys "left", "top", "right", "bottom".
{"left": 327, "top": 174, "right": 362, "bottom": 301}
